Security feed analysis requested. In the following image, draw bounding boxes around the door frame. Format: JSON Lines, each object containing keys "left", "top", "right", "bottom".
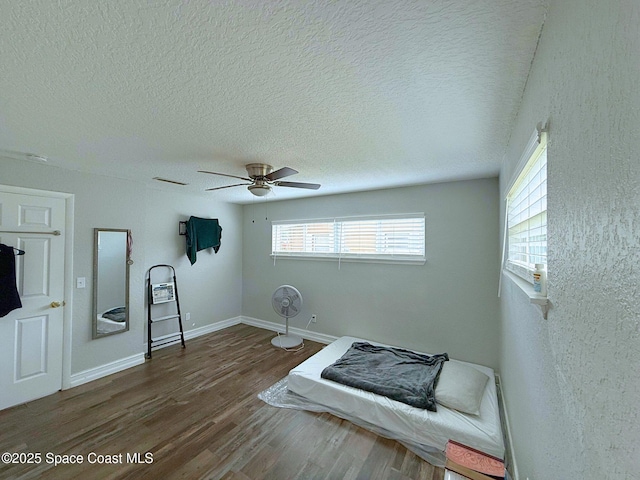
{"left": 0, "top": 184, "right": 75, "bottom": 391}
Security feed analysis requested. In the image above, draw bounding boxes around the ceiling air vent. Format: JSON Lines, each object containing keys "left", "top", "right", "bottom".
{"left": 153, "top": 177, "right": 188, "bottom": 186}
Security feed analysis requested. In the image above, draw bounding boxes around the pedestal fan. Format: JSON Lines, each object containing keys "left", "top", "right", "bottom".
{"left": 271, "top": 285, "right": 303, "bottom": 349}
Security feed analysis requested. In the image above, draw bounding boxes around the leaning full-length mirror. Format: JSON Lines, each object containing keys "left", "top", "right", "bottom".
{"left": 93, "top": 228, "right": 130, "bottom": 338}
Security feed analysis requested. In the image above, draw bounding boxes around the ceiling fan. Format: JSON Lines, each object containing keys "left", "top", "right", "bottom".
{"left": 198, "top": 163, "right": 321, "bottom": 197}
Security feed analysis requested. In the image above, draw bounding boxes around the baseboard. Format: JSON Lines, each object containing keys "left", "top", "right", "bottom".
{"left": 183, "top": 316, "right": 242, "bottom": 340}
{"left": 240, "top": 315, "right": 337, "bottom": 345}
{"left": 495, "top": 374, "right": 519, "bottom": 480}
{"left": 71, "top": 317, "right": 243, "bottom": 389}
{"left": 145, "top": 316, "right": 243, "bottom": 352}
{"left": 68, "top": 353, "right": 146, "bottom": 388}
{"left": 67, "top": 316, "right": 332, "bottom": 391}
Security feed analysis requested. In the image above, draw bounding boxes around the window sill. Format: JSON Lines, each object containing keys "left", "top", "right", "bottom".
{"left": 502, "top": 270, "right": 548, "bottom": 319}
{"left": 270, "top": 254, "right": 426, "bottom": 266}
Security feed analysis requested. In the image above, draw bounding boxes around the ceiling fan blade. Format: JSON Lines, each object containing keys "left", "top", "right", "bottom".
{"left": 265, "top": 166, "right": 298, "bottom": 181}
{"left": 205, "top": 183, "right": 252, "bottom": 191}
{"left": 274, "top": 181, "right": 321, "bottom": 190}
{"left": 198, "top": 170, "right": 252, "bottom": 181}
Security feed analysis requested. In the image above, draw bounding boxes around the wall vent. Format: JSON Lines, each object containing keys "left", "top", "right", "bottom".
{"left": 153, "top": 177, "right": 188, "bottom": 186}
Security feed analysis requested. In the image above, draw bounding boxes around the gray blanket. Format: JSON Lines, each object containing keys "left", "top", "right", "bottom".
{"left": 321, "top": 342, "right": 448, "bottom": 411}
{"left": 102, "top": 306, "right": 126, "bottom": 322}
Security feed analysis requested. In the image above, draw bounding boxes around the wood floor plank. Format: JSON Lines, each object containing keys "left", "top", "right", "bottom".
{"left": 0, "top": 325, "right": 444, "bottom": 479}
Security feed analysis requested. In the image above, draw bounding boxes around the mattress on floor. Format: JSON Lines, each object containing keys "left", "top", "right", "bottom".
{"left": 287, "top": 336, "right": 504, "bottom": 459}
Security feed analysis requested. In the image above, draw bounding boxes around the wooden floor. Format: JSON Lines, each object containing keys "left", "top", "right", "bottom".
{"left": 0, "top": 325, "right": 444, "bottom": 480}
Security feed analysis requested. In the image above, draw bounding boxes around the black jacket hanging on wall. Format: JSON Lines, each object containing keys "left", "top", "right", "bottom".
{"left": 185, "top": 217, "right": 222, "bottom": 265}
{"left": 0, "top": 244, "right": 22, "bottom": 317}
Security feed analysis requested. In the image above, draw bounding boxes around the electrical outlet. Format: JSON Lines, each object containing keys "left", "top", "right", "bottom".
{"left": 311, "top": 314, "right": 317, "bottom": 323}
{"left": 185, "top": 312, "right": 191, "bottom": 321}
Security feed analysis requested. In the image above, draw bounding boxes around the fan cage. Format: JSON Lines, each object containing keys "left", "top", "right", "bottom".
{"left": 271, "top": 285, "right": 303, "bottom": 350}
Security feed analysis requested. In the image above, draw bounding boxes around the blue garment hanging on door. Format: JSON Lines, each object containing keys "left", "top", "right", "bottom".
{"left": 185, "top": 217, "right": 222, "bottom": 265}
{"left": 0, "top": 243, "right": 22, "bottom": 317}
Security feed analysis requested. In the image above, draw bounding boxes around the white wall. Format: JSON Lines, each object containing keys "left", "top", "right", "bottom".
{"left": 0, "top": 158, "right": 243, "bottom": 375}
{"left": 499, "top": 1, "right": 640, "bottom": 478}
{"left": 143, "top": 188, "right": 242, "bottom": 338}
{"left": 242, "top": 178, "right": 501, "bottom": 368}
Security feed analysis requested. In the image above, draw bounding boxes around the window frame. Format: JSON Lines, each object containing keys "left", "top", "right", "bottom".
{"left": 271, "top": 213, "right": 426, "bottom": 265}
{"left": 504, "top": 128, "right": 548, "bottom": 283}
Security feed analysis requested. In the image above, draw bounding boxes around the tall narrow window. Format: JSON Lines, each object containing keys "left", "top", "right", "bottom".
{"left": 505, "top": 129, "right": 547, "bottom": 281}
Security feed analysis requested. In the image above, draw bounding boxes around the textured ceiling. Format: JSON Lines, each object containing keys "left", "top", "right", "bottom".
{"left": 0, "top": 1, "right": 545, "bottom": 204}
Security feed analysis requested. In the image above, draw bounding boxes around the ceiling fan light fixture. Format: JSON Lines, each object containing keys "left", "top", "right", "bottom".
{"left": 248, "top": 184, "right": 271, "bottom": 196}
{"left": 200, "top": 163, "right": 320, "bottom": 195}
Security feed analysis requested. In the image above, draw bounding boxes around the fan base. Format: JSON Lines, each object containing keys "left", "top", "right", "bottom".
{"left": 271, "top": 334, "right": 303, "bottom": 349}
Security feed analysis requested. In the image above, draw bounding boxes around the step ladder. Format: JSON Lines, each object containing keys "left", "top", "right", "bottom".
{"left": 146, "top": 264, "right": 185, "bottom": 359}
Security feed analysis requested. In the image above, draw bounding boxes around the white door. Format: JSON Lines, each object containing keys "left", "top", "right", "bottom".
{"left": 0, "top": 190, "right": 66, "bottom": 410}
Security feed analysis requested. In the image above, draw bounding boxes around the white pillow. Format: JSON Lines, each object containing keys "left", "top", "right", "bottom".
{"left": 435, "top": 361, "right": 489, "bottom": 415}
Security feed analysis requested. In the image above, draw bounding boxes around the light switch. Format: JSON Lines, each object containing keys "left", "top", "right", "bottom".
{"left": 77, "top": 277, "right": 86, "bottom": 289}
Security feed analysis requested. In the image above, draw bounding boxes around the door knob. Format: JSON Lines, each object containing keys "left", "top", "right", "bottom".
{"left": 50, "top": 301, "right": 65, "bottom": 308}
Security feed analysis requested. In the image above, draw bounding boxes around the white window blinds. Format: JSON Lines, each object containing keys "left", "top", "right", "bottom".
{"left": 506, "top": 130, "right": 547, "bottom": 279}
{"left": 271, "top": 220, "right": 336, "bottom": 257}
{"left": 272, "top": 214, "right": 425, "bottom": 264}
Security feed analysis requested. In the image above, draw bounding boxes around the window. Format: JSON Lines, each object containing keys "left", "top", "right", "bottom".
{"left": 272, "top": 214, "right": 425, "bottom": 265}
{"left": 505, "top": 129, "right": 547, "bottom": 281}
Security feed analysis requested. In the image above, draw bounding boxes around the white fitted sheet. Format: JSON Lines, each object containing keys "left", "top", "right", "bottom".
{"left": 287, "top": 336, "right": 504, "bottom": 459}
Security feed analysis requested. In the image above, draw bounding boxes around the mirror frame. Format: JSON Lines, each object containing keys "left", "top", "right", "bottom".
{"left": 92, "top": 228, "right": 131, "bottom": 339}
